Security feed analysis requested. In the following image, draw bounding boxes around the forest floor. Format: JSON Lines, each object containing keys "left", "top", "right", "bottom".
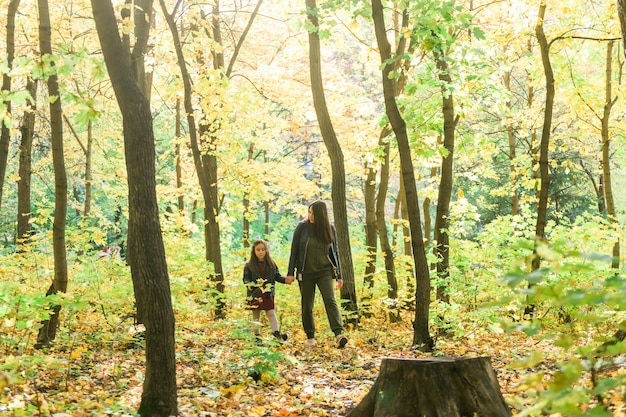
{"left": 1, "top": 276, "right": 625, "bottom": 417}
{"left": 3, "top": 306, "right": 624, "bottom": 417}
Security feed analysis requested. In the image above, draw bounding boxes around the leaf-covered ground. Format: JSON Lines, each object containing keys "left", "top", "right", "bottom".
{"left": 1, "top": 256, "right": 625, "bottom": 416}
{"left": 2, "top": 305, "right": 623, "bottom": 417}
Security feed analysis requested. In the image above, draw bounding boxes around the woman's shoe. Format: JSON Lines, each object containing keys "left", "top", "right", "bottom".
{"left": 336, "top": 334, "right": 348, "bottom": 348}
{"left": 305, "top": 338, "right": 317, "bottom": 346}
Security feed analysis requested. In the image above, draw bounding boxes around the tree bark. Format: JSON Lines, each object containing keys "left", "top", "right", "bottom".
{"left": 306, "top": 0, "right": 359, "bottom": 323}
{"left": 396, "top": 178, "right": 415, "bottom": 310}
{"left": 526, "top": 2, "right": 554, "bottom": 317}
{"left": 64, "top": 114, "right": 94, "bottom": 218}
{"left": 160, "top": 0, "right": 228, "bottom": 319}
{"left": 91, "top": 1, "right": 178, "bottom": 415}
{"left": 36, "top": 0, "right": 69, "bottom": 348}
{"left": 371, "top": 0, "right": 432, "bottom": 351}
{"left": 618, "top": 0, "right": 626, "bottom": 58}
{"left": 347, "top": 357, "right": 511, "bottom": 417}
{"left": 0, "top": 0, "right": 20, "bottom": 209}
{"left": 243, "top": 142, "right": 255, "bottom": 248}
{"left": 503, "top": 70, "right": 519, "bottom": 216}
{"left": 17, "top": 78, "right": 37, "bottom": 250}
{"left": 375, "top": 134, "right": 399, "bottom": 322}
{"left": 364, "top": 7, "right": 412, "bottom": 320}
{"left": 363, "top": 159, "right": 377, "bottom": 316}
{"left": 433, "top": 49, "right": 459, "bottom": 305}
{"left": 175, "top": 98, "right": 184, "bottom": 213}
{"left": 600, "top": 41, "right": 619, "bottom": 269}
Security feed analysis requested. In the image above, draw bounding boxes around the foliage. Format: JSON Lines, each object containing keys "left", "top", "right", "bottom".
{"left": 497, "top": 223, "right": 626, "bottom": 416}
{"left": 0, "top": 0, "right": 626, "bottom": 415}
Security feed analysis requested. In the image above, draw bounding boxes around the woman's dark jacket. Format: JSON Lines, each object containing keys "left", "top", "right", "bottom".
{"left": 243, "top": 261, "right": 286, "bottom": 297}
{"left": 287, "top": 221, "right": 342, "bottom": 280}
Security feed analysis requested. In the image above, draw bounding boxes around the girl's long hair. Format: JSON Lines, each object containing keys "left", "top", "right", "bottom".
{"left": 307, "top": 200, "right": 334, "bottom": 245}
{"left": 246, "top": 239, "right": 277, "bottom": 274}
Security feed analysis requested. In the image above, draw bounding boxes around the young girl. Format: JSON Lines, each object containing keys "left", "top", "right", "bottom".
{"left": 243, "top": 239, "right": 290, "bottom": 341}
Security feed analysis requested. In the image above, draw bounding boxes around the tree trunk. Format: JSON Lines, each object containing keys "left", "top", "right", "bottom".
{"left": 64, "top": 114, "right": 94, "bottom": 219}
{"left": 91, "top": 1, "right": 178, "bottom": 415}
{"left": 347, "top": 357, "right": 511, "bottom": 417}
{"left": 243, "top": 142, "right": 255, "bottom": 248}
{"left": 84, "top": 121, "right": 93, "bottom": 217}
{"left": 375, "top": 138, "right": 397, "bottom": 300}
{"left": 503, "top": 70, "right": 519, "bottom": 216}
{"left": 396, "top": 178, "right": 415, "bottom": 310}
{"left": 375, "top": 135, "right": 399, "bottom": 322}
{"left": 423, "top": 161, "right": 439, "bottom": 246}
{"left": 363, "top": 159, "right": 377, "bottom": 317}
{"left": 306, "top": 0, "right": 359, "bottom": 324}
{"left": 526, "top": 2, "right": 554, "bottom": 317}
{"left": 160, "top": 0, "right": 228, "bottom": 319}
{"left": 600, "top": 41, "right": 619, "bottom": 269}
{"left": 433, "top": 50, "right": 458, "bottom": 305}
{"left": 365, "top": 6, "right": 412, "bottom": 319}
{"left": 618, "top": 0, "right": 626, "bottom": 58}
{"left": 36, "top": 0, "right": 69, "bottom": 348}
{"left": 17, "top": 78, "right": 37, "bottom": 250}
{"left": 0, "top": 0, "right": 19, "bottom": 209}
{"left": 175, "top": 98, "right": 184, "bottom": 213}
{"left": 371, "top": 0, "right": 432, "bottom": 351}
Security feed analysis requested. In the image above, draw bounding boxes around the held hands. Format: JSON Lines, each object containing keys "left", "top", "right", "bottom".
{"left": 283, "top": 275, "right": 340, "bottom": 287}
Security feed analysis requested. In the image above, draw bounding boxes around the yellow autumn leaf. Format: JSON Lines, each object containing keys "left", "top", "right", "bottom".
{"left": 247, "top": 406, "right": 267, "bottom": 417}
{"left": 0, "top": 371, "right": 12, "bottom": 390}
{"left": 220, "top": 384, "right": 245, "bottom": 395}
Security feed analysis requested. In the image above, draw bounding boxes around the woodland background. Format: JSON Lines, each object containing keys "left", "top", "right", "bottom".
{"left": 1, "top": 0, "right": 626, "bottom": 416}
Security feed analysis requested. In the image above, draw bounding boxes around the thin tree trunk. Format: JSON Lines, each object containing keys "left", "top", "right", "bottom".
{"left": 17, "top": 78, "right": 37, "bottom": 250}
{"left": 433, "top": 50, "right": 459, "bottom": 305}
{"left": 423, "top": 162, "right": 439, "bottom": 246}
{"left": 375, "top": 138, "right": 398, "bottom": 288}
{"left": 163, "top": 0, "right": 266, "bottom": 319}
{"left": 306, "top": 0, "right": 359, "bottom": 324}
{"left": 376, "top": 136, "right": 400, "bottom": 322}
{"left": 64, "top": 114, "right": 94, "bottom": 218}
{"left": 618, "top": 0, "right": 626, "bottom": 58}
{"left": 374, "top": 5, "right": 414, "bottom": 315}
{"left": 396, "top": 179, "right": 415, "bottom": 310}
{"left": 264, "top": 152, "right": 269, "bottom": 237}
{"left": 503, "top": 71, "right": 519, "bottom": 216}
{"left": 243, "top": 143, "right": 254, "bottom": 248}
{"left": 526, "top": 2, "right": 554, "bottom": 317}
{"left": 36, "top": 0, "right": 69, "bottom": 348}
{"left": 601, "top": 40, "right": 619, "bottom": 269}
{"left": 0, "top": 0, "right": 20, "bottom": 209}
{"left": 91, "top": 1, "right": 178, "bottom": 415}
{"left": 84, "top": 121, "right": 93, "bottom": 217}
{"left": 371, "top": 0, "right": 432, "bottom": 351}
{"left": 176, "top": 98, "right": 184, "bottom": 213}
{"left": 363, "top": 159, "right": 377, "bottom": 316}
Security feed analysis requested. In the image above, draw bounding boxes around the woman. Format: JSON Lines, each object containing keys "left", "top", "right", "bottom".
{"left": 286, "top": 200, "right": 348, "bottom": 348}
{"left": 243, "top": 239, "right": 289, "bottom": 341}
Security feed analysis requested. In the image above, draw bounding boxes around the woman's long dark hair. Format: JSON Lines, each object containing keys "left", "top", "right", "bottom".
{"left": 246, "top": 239, "right": 277, "bottom": 274}
{"left": 307, "top": 200, "right": 334, "bottom": 244}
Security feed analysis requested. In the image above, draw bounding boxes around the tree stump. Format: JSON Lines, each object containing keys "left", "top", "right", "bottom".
{"left": 347, "top": 357, "right": 511, "bottom": 417}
